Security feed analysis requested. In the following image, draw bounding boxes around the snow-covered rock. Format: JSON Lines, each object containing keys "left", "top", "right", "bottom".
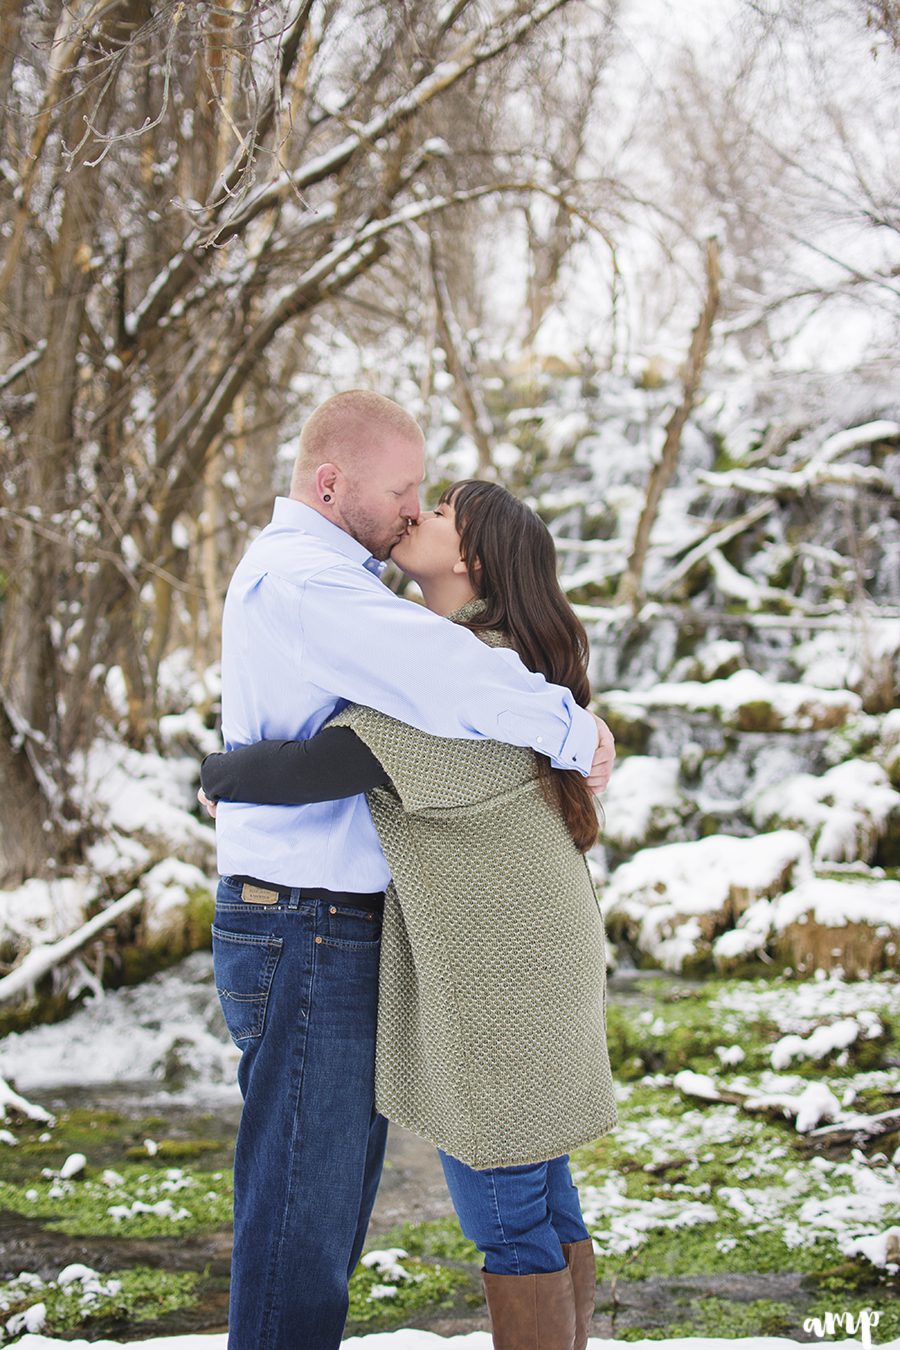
{"left": 73, "top": 741, "right": 214, "bottom": 876}
{"left": 770, "top": 878, "right": 900, "bottom": 977}
{"left": 669, "top": 638, "right": 746, "bottom": 683}
{"left": 840, "top": 1225, "right": 900, "bottom": 1274}
{"left": 0, "top": 739, "right": 217, "bottom": 1005}
{"left": 874, "top": 708, "right": 900, "bottom": 789}
{"left": 600, "top": 830, "right": 813, "bottom": 972}
{"left": 137, "top": 858, "right": 216, "bottom": 959}
{"left": 59, "top": 1152, "right": 86, "bottom": 1179}
{"left": 769, "top": 1014, "right": 882, "bottom": 1070}
{"left": 746, "top": 759, "right": 900, "bottom": 865}
{"left": 714, "top": 877, "right": 900, "bottom": 977}
{"left": 600, "top": 756, "right": 693, "bottom": 852}
{"left": 604, "top": 670, "right": 862, "bottom": 733}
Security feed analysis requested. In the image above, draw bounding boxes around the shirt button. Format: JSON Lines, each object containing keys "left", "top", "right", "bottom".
{"left": 536, "top": 736, "right": 543, "bottom": 744}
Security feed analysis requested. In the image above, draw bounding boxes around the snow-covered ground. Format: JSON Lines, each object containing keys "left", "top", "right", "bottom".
{"left": 13, "top": 1333, "right": 900, "bottom": 1349}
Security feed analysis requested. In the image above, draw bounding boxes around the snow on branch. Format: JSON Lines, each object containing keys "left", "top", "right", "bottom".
{"left": 707, "top": 548, "right": 835, "bottom": 615}
{"left": 0, "top": 342, "right": 47, "bottom": 392}
{"left": 0, "top": 1076, "right": 54, "bottom": 1125}
{"left": 657, "top": 501, "right": 777, "bottom": 599}
{"left": 699, "top": 420, "right": 900, "bottom": 497}
{"left": 125, "top": 0, "right": 574, "bottom": 339}
{"left": 0, "top": 887, "right": 143, "bottom": 1008}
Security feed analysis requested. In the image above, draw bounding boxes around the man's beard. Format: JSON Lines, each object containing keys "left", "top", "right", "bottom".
{"left": 341, "top": 494, "right": 404, "bottom": 561}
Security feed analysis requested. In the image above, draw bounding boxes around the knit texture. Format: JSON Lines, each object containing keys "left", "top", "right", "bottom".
{"left": 329, "top": 598, "right": 618, "bottom": 1168}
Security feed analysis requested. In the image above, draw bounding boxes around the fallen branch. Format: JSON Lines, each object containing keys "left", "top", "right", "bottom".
{"left": 0, "top": 1076, "right": 54, "bottom": 1125}
{"left": 0, "top": 887, "right": 143, "bottom": 1007}
{"left": 801, "top": 1108, "right": 900, "bottom": 1150}
{"left": 657, "top": 501, "right": 776, "bottom": 598}
{"left": 674, "top": 1070, "right": 900, "bottom": 1148}
{"left": 706, "top": 547, "right": 826, "bottom": 614}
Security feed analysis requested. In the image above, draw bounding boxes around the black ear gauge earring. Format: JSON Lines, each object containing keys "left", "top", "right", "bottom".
{"left": 323, "top": 494, "right": 332, "bottom": 502}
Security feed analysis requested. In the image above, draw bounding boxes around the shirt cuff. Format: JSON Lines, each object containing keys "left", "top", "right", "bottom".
{"left": 551, "top": 704, "right": 596, "bottom": 774}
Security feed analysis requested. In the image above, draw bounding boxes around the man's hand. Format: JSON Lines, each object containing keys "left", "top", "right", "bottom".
{"left": 197, "top": 786, "right": 218, "bottom": 819}
{"left": 586, "top": 713, "right": 615, "bottom": 794}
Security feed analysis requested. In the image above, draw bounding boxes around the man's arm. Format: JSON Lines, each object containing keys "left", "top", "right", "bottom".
{"left": 283, "top": 564, "right": 613, "bottom": 785}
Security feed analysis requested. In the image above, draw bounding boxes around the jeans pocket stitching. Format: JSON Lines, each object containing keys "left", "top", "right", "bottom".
{"left": 212, "top": 928, "right": 284, "bottom": 1043}
{"left": 317, "top": 934, "right": 381, "bottom": 952}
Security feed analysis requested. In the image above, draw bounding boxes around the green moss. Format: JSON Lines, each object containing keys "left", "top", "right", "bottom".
{"left": 346, "top": 1255, "right": 474, "bottom": 1332}
{"left": 0, "top": 1163, "right": 233, "bottom": 1237}
{"left": 620, "top": 1295, "right": 796, "bottom": 1341}
{"left": 0, "top": 1265, "right": 198, "bottom": 1342}
{"left": 804, "top": 1287, "right": 900, "bottom": 1342}
{"left": 373, "top": 1215, "right": 479, "bottom": 1264}
{"left": 596, "top": 1214, "right": 846, "bottom": 1282}
{"left": 1, "top": 1110, "right": 232, "bottom": 1186}
{"left": 124, "top": 1139, "right": 222, "bottom": 1161}
{"left": 0, "top": 991, "right": 75, "bottom": 1038}
{"left": 736, "top": 700, "right": 783, "bottom": 733}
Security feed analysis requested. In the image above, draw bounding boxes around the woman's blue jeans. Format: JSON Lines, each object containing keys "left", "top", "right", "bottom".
{"left": 438, "top": 1149, "right": 592, "bottom": 1275}
{"left": 212, "top": 875, "right": 388, "bottom": 1350}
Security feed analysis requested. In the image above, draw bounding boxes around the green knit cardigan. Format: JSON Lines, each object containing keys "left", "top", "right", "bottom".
{"left": 329, "top": 598, "right": 618, "bottom": 1168}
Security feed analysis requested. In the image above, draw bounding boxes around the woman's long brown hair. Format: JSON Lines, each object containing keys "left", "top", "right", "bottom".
{"left": 440, "top": 480, "right": 600, "bottom": 853}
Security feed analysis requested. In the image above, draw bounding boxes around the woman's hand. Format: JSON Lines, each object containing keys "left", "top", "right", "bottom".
{"left": 197, "top": 786, "right": 218, "bottom": 819}
{"left": 586, "top": 714, "right": 615, "bottom": 794}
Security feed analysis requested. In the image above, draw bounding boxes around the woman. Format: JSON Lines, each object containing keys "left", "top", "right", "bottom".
{"left": 201, "top": 481, "right": 617, "bottom": 1350}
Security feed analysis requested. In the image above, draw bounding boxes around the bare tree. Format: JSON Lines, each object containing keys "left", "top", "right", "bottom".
{"left": 0, "top": 0, "right": 582, "bottom": 885}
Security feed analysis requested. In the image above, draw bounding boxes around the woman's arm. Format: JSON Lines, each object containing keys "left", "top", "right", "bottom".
{"left": 200, "top": 726, "right": 389, "bottom": 806}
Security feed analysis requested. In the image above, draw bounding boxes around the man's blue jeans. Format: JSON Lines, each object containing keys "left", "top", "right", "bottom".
{"left": 212, "top": 875, "right": 388, "bottom": 1350}
{"left": 438, "top": 1149, "right": 592, "bottom": 1275}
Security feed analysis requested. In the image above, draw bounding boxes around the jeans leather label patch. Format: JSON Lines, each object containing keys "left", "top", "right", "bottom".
{"left": 241, "top": 883, "right": 279, "bottom": 905}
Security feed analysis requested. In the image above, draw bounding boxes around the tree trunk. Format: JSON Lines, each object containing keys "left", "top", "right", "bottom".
{"left": 616, "top": 237, "right": 721, "bottom": 611}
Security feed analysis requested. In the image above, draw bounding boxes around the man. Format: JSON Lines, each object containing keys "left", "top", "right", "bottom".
{"left": 209, "top": 389, "right": 614, "bottom": 1349}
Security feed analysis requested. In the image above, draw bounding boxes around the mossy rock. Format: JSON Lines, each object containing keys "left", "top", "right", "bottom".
{"left": 873, "top": 801, "right": 900, "bottom": 869}
{"left": 773, "top": 917, "right": 900, "bottom": 979}
{"left": 736, "top": 700, "right": 784, "bottom": 734}
{"left": 568, "top": 577, "right": 618, "bottom": 605}
{"left": 599, "top": 707, "right": 651, "bottom": 755}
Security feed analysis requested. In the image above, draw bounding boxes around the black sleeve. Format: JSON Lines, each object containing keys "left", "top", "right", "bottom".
{"left": 200, "top": 726, "right": 389, "bottom": 806}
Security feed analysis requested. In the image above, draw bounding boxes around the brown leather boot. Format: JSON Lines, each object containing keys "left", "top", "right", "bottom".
{"left": 561, "top": 1239, "right": 596, "bottom": 1350}
{"left": 481, "top": 1264, "right": 576, "bottom": 1349}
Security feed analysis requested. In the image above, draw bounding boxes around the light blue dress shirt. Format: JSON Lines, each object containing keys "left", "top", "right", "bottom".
{"left": 217, "top": 497, "right": 597, "bottom": 890}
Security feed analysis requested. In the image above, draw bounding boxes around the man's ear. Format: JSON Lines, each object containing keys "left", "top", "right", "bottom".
{"left": 314, "top": 464, "right": 339, "bottom": 502}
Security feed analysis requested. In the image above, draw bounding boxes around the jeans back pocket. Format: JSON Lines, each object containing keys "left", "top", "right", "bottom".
{"left": 212, "top": 925, "right": 283, "bottom": 1045}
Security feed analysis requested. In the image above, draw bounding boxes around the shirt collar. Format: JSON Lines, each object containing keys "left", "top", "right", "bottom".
{"left": 270, "top": 497, "right": 387, "bottom": 576}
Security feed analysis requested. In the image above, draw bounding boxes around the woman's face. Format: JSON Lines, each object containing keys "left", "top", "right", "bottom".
{"left": 390, "top": 495, "right": 467, "bottom": 583}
